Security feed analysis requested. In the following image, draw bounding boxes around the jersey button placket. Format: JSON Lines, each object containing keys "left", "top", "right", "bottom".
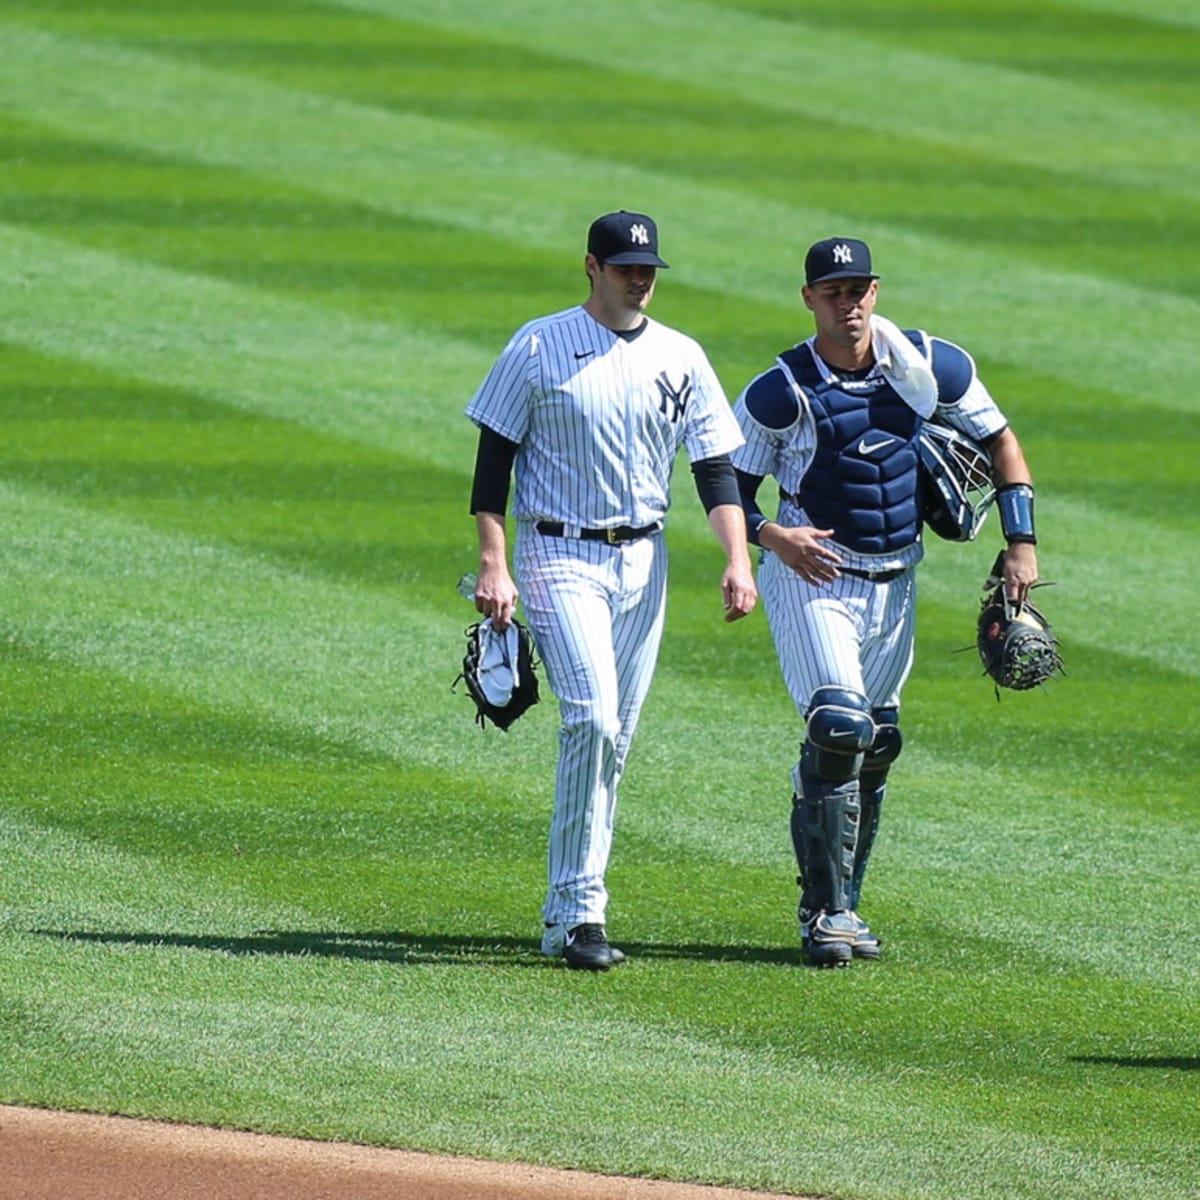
{"left": 618, "top": 342, "right": 638, "bottom": 530}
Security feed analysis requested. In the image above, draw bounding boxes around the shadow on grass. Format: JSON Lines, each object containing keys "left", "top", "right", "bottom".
{"left": 1070, "top": 1055, "right": 1200, "bottom": 1071}
{"left": 32, "top": 928, "right": 800, "bottom": 969}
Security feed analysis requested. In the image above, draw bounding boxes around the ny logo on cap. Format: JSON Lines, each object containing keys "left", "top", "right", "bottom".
{"left": 630, "top": 223, "right": 650, "bottom": 245}
{"left": 832, "top": 243, "right": 854, "bottom": 265}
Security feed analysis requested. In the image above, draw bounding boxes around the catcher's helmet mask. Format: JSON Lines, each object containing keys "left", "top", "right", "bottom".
{"left": 918, "top": 421, "right": 996, "bottom": 542}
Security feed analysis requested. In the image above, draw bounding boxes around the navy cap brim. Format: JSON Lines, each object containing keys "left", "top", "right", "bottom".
{"left": 599, "top": 251, "right": 669, "bottom": 268}
{"left": 807, "top": 268, "right": 879, "bottom": 285}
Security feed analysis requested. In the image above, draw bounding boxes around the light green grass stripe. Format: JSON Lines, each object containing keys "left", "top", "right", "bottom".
{"left": 0, "top": 224, "right": 485, "bottom": 463}
{"left": 1059, "top": 0, "right": 1200, "bottom": 28}
{"left": 0, "top": 469, "right": 1193, "bottom": 751}
{"left": 343, "top": 0, "right": 1200, "bottom": 194}
{"left": 0, "top": 812, "right": 316, "bottom": 937}
{"left": 3, "top": 24, "right": 1200, "bottom": 410}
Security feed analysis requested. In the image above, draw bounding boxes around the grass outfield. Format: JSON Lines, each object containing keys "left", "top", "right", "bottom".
{"left": 1, "top": 2, "right": 1198, "bottom": 1198}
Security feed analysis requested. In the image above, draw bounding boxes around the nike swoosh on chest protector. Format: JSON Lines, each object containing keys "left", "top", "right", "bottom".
{"left": 857, "top": 435, "right": 897, "bottom": 455}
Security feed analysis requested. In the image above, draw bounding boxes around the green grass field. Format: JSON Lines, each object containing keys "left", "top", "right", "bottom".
{"left": 1, "top": 2, "right": 1198, "bottom": 1197}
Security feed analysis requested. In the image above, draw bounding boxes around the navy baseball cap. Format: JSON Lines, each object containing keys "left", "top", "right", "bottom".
{"left": 804, "top": 237, "right": 878, "bottom": 285}
{"left": 587, "top": 210, "right": 669, "bottom": 268}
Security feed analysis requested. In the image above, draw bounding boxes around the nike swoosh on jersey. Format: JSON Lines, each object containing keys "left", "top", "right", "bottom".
{"left": 574, "top": 350, "right": 595, "bottom": 360}
{"left": 857, "top": 435, "right": 896, "bottom": 455}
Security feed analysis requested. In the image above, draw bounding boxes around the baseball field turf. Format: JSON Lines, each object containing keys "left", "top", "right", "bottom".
{"left": 1, "top": 2, "right": 1197, "bottom": 1198}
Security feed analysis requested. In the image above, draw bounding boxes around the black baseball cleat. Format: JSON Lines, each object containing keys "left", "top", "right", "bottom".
{"left": 848, "top": 911, "right": 881, "bottom": 960}
{"left": 799, "top": 909, "right": 856, "bottom": 968}
{"left": 541, "top": 922, "right": 626, "bottom": 970}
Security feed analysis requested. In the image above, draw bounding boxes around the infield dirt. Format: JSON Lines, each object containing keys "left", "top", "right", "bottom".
{"left": 1, "top": 1105, "right": 813, "bottom": 1200}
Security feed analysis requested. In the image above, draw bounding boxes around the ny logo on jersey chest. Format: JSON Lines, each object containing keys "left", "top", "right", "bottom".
{"left": 654, "top": 371, "right": 692, "bottom": 422}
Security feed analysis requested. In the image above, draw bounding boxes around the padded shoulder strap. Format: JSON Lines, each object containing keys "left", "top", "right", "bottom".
{"left": 777, "top": 342, "right": 823, "bottom": 390}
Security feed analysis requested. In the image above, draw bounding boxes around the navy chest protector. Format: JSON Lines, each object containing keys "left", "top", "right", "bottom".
{"left": 779, "top": 344, "right": 922, "bottom": 555}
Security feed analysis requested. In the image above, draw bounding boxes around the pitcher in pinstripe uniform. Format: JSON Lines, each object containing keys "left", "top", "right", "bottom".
{"left": 732, "top": 238, "right": 1041, "bottom": 966}
{"left": 465, "top": 211, "right": 757, "bottom": 970}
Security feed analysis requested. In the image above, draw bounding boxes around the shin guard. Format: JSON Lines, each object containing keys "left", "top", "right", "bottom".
{"left": 794, "top": 745, "right": 861, "bottom": 914}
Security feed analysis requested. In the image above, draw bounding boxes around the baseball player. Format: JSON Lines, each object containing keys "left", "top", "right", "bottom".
{"left": 465, "top": 210, "right": 758, "bottom": 970}
{"left": 732, "top": 237, "right": 1040, "bottom": 966}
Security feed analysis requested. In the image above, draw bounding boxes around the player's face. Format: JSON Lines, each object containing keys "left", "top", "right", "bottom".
{"left": 804, "top": 277, "right": 878, "bottom": 347}
{"left": 587, "top": 258, "right": 657, "bottom": 328}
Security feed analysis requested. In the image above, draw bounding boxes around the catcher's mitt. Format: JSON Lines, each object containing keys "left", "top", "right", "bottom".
{"left": 453, "top": 618, "right": 540, "bottom": 730}
{"left": 976, "top": 554, "right": 1064, "bottom": 695}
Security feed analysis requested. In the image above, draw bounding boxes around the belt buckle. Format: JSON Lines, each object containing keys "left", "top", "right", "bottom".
{"left": 606, "top": 527, "right": 622, "bottom": 544}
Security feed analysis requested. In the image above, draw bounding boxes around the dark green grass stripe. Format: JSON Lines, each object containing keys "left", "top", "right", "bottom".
{"left": 721, "top": 0, "right": 1200, "bottom": 103}
{"left": 4, "top": 31, "right": 1200, "bottom": 410}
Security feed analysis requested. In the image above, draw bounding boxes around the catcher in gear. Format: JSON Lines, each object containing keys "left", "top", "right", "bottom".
{"left": 731, "top": 235, "right": 1044, "bottom": 967}
{"left": 977, "top": 552, "right": 1064, "bottom": 695}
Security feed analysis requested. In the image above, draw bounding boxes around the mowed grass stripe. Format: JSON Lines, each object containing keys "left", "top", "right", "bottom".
{"left": 0, "top": 481, "right": 486, "bottom": 760}
{"left": 3, "top": 23, "right": 1200, "bottom": 408}
{"left": 341, "top": 0, "right": 1200, "bottom": 193}
{"left": 0, "top": 224, "right": 487, "bottom": 463}
{"left": 13, "top": 6, "right": 1194, "bottom": 303}
{"left": 23, "top": 0, "right": 1195, "bottom": 192}
{"left": 1055, "top": 0, "right": 1200, "bottom": 29}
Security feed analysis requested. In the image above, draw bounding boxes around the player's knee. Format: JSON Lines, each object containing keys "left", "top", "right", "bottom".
{"left": 804, "top": 686, "right": 874, "bottom": 782}
{"left": 864, "top": 707, "right": 903, "bottom": 771}
{"left": 561, "top": 703, "right": 619, "bottom": 752}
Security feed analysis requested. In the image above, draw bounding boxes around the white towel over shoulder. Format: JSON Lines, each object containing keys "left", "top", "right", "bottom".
{"left": 871, "top": 314, "right": 937, "bottom": 417}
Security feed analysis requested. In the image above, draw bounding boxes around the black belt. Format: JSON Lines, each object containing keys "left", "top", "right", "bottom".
{"left": 535, "top": 521, "right": 661, "bottom": 545}
{"left": 841, "top": 566, "right": 908, "bottom": 583}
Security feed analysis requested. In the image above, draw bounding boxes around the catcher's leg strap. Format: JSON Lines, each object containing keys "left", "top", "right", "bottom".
{"left": 850, "top": 709, "right": 902, "bottom": 911}
{"left": 794, "top": 747, "right": 862, "bottom": 914}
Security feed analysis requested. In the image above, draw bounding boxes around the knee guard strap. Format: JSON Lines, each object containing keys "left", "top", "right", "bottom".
{"left": 863, "top": 707, "right": 902, "bottom": 773}
{"left": 851, "top": 709, "right": 901, "bottom": 911}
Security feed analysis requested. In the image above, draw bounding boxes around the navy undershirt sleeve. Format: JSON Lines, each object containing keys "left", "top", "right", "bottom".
{"left": 469, "top": 425, "right": 518, "bottom": 515}
{"left": 690, "top": 454, "right": 740, "bottom": 513}
{"left": 735, "top": 468, "right": 769, "bottom": 545}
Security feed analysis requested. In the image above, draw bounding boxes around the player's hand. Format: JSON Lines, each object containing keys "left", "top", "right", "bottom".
{"left": 474, "top": 564, "right": 519, "bottom": 631}
{"left": 720, "top": 560, "right": 758, "bottom": 622}
{"left": 1001, "top": 542, "right": 1038, "bottom": 605}
{"left": 765, "top": 525, "right": 843, "bottom": 585}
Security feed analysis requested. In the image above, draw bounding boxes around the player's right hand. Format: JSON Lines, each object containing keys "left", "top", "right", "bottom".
{"left": 475, "top": 566, "right": 519, "bottom": 631}
{"left": 769, "top": 526, "right": 842, "bottom": 586}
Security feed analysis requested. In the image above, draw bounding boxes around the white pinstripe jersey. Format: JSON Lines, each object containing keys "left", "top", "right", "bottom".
{"left": 466, "top": 306, "right": 743, "bottom": 529}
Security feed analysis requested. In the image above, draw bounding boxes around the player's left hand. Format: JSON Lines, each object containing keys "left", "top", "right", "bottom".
{"left": 721, "top": 562, "right": 758, "bottom": 622}
{"left": 1001, "top": 542, "right": 1038, "bottom": 604}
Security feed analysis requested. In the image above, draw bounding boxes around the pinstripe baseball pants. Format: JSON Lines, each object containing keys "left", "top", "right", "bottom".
{"left": 515, "top": 525, "right": 667, "bottom": 928}
{"left": 758, "top": 550, "right": 916, "bottom": 718}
